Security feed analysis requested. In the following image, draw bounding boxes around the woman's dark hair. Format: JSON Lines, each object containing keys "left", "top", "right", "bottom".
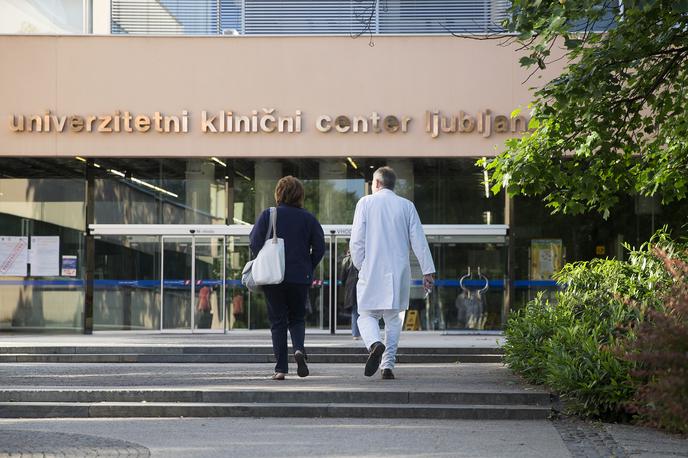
{"left": 274, "top": 175, "right": 305, "bottom": 208}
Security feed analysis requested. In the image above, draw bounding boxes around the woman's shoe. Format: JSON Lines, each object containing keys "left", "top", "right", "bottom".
{"left": 294, "top": 350, "right": 309, "bottom": 377}
{"left": 271, "top": 372, "right": 286, "bottom": 380}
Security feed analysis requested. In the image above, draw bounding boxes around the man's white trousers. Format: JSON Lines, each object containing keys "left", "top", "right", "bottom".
{"left": 357, "top": 309, "right": 405, "bottom": 369}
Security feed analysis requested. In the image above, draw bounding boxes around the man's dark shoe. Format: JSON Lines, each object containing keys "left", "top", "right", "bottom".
{"left": 381, "top": 369, "right": 395, "bottom": 380}
{"left": 294, "top": 350, "right": 309, "bottom": 377}
{"left": 364, "top": 341, "right": 385, "bottom": 377}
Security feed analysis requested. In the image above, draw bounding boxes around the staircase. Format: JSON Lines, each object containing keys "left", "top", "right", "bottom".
{"left": 0, "top": 335, "right": 557, "bottom": 421}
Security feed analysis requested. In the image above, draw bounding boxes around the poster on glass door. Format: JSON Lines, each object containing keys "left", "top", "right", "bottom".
{"left": 0, "top": 236, "right": 29, "bottom": 276}
{"left": 61, "top": 255, "right": 77, "bottom": 277}
{"left": 29, "top": 236, "right": 60, "bottom": 276}
{"left": 530, "top": 239, "right": 563, "bottom": 281}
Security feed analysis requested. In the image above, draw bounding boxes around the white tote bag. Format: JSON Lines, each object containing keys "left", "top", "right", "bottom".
{"left": 241, "top": 207, "right": 285, "bottom": 291}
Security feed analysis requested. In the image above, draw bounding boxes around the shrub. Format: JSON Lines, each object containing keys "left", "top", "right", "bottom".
{"left": 503, "top": 231, "right": 681, "bottom": 420}
{"left": 544, "top": 324, "right": 634, "bottom": 418}
{"left": 622, "top": 248, "right": 688, "bottom": 434}
{"left": 502, "top": 294, "right": 571, "bottom": 384}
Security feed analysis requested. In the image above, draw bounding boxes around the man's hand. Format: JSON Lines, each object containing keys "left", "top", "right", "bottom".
{"left": 423, "top": 273, "right": 434, "bottom": 292}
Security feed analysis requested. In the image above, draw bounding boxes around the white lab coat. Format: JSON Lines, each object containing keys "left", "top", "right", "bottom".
{"left": 350, "top": 189, "right": 436, "bottom": 311}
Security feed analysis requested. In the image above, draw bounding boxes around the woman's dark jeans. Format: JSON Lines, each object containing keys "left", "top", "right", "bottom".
{"left": 263, "top": 282, "right": 308, "bottom": 373}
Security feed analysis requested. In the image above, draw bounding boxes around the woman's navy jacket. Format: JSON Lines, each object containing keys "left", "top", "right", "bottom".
{"left": 249, "top": 204, "right": 325, "bottom": 285}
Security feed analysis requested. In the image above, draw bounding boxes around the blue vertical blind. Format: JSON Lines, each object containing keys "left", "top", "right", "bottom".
{"left": 111, "top": 0, "right": 511, "bottom": 35}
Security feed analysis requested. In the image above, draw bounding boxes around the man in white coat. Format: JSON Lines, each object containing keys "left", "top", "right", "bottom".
{"left": 350, "top": 166, "right": 436, "bottom": 379}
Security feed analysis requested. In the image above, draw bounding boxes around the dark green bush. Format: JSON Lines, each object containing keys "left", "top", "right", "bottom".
{"left": 503, "top": 231, "right": 682, "bottom": 420}
{"left": 502, "top": 294, "right": 571, "bottom": 384}
{"left": 544, "top": 324, "right": 634, "bottom": 418}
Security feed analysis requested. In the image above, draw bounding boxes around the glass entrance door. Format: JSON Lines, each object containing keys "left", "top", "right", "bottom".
{"left": 329, "top": 232, "right": 508, "bottom": 333}
{"left": 161, "top": 236, "right": 226, "bottom": 332}
{"left": 427, "top": 235, "right": 508, "bottom": 331}
{"left": 193, "top": 236, "right": 225, "bottom": 331}
{"left": 333, "top": 236, "right": 353, "bottom": 333}
{"left": 161, "top": 237, "right": 191, "bottom": 330}
{"left": 90, "top": 223, "right": 509, "bottom": 332}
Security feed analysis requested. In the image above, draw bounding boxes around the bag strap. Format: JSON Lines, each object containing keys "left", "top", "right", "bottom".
{"left": 266, "top": 207, "right": 278, "bottom": 244}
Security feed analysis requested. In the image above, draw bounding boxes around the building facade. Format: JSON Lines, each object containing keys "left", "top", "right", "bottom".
{"left": 0, "top": 0, "right": 683, "bottom": 333}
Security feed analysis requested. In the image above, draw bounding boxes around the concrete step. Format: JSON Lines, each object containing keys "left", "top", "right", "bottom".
{"left": 0, "top": 353, "right": 502, "bottom": 364}
{"left": 0, "top": 389, "right": 552, "bottom": 406}
{"left": 0, "top": 346, "right": 504, "bottom": 355}
{"left": 0, "top": 402, "right": 552, "bottom": 420}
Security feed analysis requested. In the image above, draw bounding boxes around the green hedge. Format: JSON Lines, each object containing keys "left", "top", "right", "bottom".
{"left": 503, "top": 231, "right": 683, "bottom": 420}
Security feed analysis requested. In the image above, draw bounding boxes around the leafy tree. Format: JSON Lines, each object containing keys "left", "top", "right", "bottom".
{"left": 483, "top": 0, "right": 688, "bottom": 218}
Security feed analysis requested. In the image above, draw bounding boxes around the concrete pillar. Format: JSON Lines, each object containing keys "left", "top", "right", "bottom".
{"left": 318, "top": 160, "right": 347, "bottom": 224}
{"left": 185, "top": 160, "right": 215, "bottom": 224}
{"left": 387, "top": 159, "right": 414, "bottom": 200}
{"left": 254, "top": 161, "right": 282, "bottom": 220}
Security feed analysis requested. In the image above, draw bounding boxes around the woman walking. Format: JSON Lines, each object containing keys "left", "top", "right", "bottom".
{"left": 249, "top": 176, "right": 325, "bottom": 380}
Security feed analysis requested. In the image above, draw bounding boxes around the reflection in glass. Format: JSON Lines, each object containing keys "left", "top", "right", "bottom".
{"left": 94, "top": 235, "right": 160, "bottom": 331}
{"left": 193, "top": 237, "right": 225, "bottom": 331}
{"left": 0, "top": 177, "right": 85, "bottom": 332}
{"left": 162, "top": 237, "right": 191, "bottom": 330}
{"left": 426, "top": 238, "right": 507, "bottom": 331}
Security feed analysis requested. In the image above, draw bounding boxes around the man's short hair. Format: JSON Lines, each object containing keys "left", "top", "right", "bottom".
{"left": 374, "top": 166, "right": 396, "bottom": 191}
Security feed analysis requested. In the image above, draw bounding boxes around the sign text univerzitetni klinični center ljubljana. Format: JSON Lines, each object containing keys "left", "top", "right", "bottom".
{"left": 8, "top": 109, "right": 529, "bottom": 139}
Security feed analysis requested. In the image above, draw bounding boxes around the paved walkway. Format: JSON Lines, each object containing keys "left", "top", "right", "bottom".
{"left": 0, "top": 415, "right": 685, "bottom": 457}
{"left": 0, "top": 417, "right": 564, "bottom": 458}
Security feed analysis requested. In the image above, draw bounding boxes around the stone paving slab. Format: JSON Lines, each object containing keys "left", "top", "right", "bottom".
{"left": 603, "top": 423, "right": 688, "bottom": 457}
{"left": 553, "top": 417, "right": 688, "bottom": 458}
{"left": 0, "top": 429, "right": 150, "bottom": 457}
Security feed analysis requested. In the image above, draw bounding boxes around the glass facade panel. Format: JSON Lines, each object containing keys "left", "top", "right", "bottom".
{"left": 109, "top": 0, "right": 511, "bottom": 36}
{"left": 95, "top": 235, "right": 160, "bottom": 330}
{"left": 1, "top": 156, "right": 686, "bottom": 332}
{"left": 93, "top": 159, "right": 227, "bottom": 225}
{"left": 0, "top": 175, "right": 85, "bottom": 332}
{"left": 222, "top": 157, "right": 501, "bottom": 226}
{"left": 510, "top": 195, "right": 688, "bottom": 312}
{"left": 0, "top": 0, "right": 85, "bottom": 34}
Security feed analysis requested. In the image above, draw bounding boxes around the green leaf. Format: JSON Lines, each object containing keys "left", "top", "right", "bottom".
{"left": 563, "top": 37, "right": 582, "bottom": 49}
{"left": 519, "top": 56, "right": 538, "bottom": 67}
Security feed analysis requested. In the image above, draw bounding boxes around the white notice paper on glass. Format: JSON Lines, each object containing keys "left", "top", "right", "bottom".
{"left": 0, "top": 236, "right": 29, "bottom": 276}
{"left": 29, "top": 236, "right": 60, "bottom": 276}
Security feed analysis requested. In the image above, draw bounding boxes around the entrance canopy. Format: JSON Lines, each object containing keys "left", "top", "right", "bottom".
{"left": 89, "top": 224, "right": 508, "bottom": 238}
